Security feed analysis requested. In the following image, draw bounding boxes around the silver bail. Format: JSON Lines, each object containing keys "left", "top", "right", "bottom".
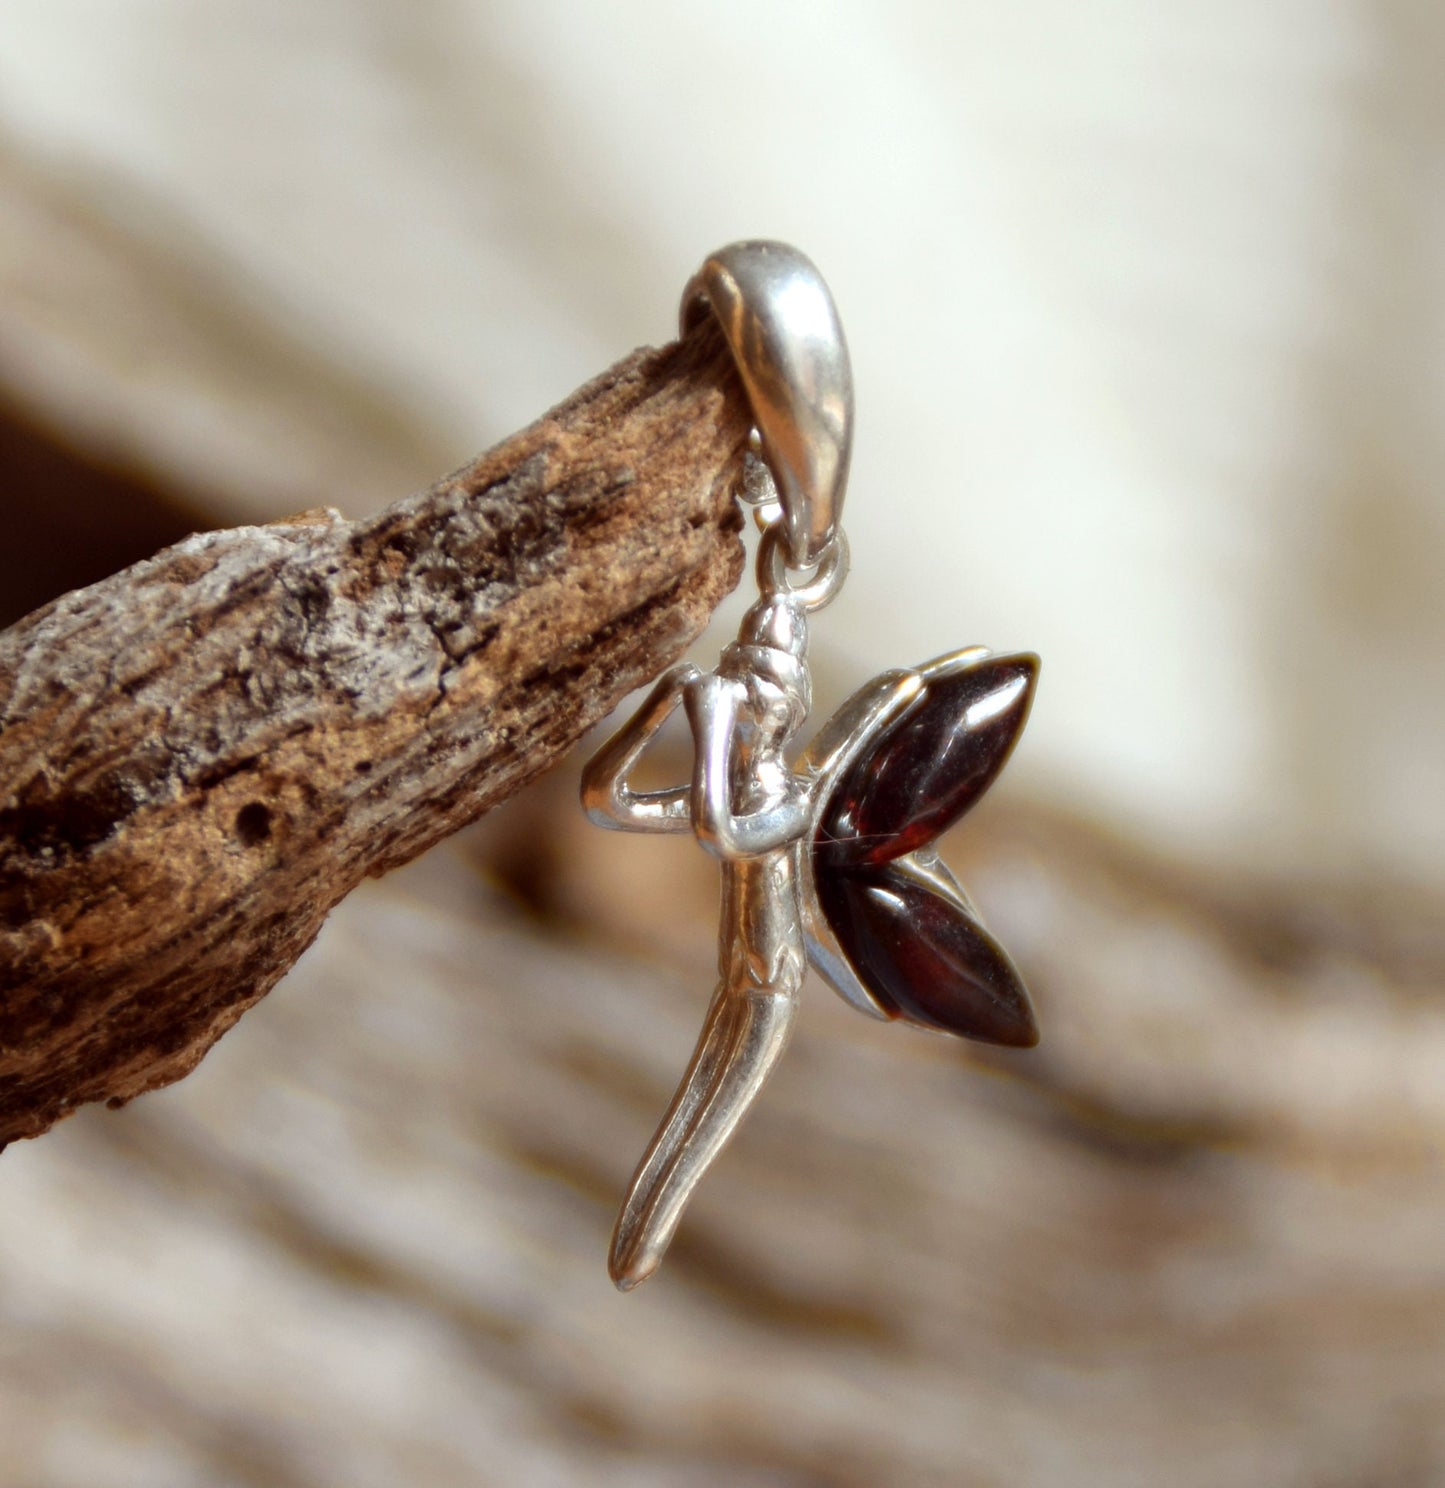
{"left": 680, "top": 240, "right": 853, "bottom": 571}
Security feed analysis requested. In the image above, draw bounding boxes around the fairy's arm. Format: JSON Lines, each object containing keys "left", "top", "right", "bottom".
{"left": 686, "top": 674, "right": 808, "bottom": 859}
{"left": 580, "top": 664, "right": 702, "bottom": 833}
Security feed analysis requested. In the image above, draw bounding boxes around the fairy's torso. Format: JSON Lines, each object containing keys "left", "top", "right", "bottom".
{"left": 716, "top": 752, "right": 810, "bottom": 992}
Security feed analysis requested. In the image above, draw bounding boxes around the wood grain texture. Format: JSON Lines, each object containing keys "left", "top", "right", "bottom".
{"left": 0, "top": 326, "right": 750, "bottom": 1145}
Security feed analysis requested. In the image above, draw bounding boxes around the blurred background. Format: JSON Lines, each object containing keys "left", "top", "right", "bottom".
{"left": 1, "top": 3, "right": 1443, "bottom": 1484}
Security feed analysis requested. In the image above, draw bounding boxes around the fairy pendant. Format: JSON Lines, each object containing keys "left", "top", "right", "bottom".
{"left": 582, "top": 242, "right": 1039, "bottom": 1290}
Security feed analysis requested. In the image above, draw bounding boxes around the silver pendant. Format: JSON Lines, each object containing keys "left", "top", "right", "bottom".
{"left": 582, "top": 242, "right": 1040, "bottom": 1290}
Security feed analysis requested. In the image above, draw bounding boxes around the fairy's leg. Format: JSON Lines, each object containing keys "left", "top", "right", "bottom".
{"left": 608, "top": 978, "right": 799, "bottom": 1290}
{"left": 608, "top": 982, "right": 737, "bottom": 1279}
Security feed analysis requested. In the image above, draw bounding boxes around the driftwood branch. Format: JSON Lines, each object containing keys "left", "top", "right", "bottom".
{"left": 0, "top": 326, "right": 750, "bottom": 1145}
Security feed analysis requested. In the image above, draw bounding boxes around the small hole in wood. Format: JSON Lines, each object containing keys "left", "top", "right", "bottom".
{"left": 235, "top": 802, "right": 273, "bottom": 848}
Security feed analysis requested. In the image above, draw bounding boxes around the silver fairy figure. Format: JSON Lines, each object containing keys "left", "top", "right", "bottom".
{"left": 583, "top": 583, "right": 818, "bottom": 1288}
{"left": 582, "top": 242, "right": 1041, "bottom": 1290}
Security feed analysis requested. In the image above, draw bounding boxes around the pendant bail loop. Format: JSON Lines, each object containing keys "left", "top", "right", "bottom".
{"left": 680, "top": 240, "right": 853, "bottom": 571}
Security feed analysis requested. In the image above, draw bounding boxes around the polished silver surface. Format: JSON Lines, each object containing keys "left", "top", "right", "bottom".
{"left": 584, "top": 582, "right": 815, "bottom": 1291}
{"left": 582, "top": 244, "right": 1035, "bottom": 1290}
{"left": 584, "top": 631, "right": 1018, "bottom": 1286}
{"left": 581, "top": 663, "right": 701, "bottom": 835}
{"left": 756, "top": 522, "right": 850, "bottom": 612}
{"left": 583, "top": 238, "right": 861, "bottom": 1288}
{"left": 681, "top": 240, "right": 852, "bottom": 571}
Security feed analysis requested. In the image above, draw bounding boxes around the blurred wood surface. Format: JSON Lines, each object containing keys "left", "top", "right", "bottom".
{"left": 3, "top": 784, "right": 1442, "bottom": 1488}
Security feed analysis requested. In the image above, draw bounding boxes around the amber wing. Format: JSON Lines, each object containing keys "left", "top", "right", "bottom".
{"left": 812, "top": 653, "right": 1040, "bottom": 1046}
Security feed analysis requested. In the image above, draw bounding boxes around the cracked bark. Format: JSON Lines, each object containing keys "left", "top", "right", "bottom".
{"left": 0, "top": 324, "right": 751, "bottom": 1145}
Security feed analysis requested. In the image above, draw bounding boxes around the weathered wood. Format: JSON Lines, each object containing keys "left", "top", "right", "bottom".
{"left": 0, "top": 325, "right": 750, "bottom": 1145}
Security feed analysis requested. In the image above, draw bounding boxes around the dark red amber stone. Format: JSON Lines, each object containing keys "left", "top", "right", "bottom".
{"left": 815, "top": 654, "right": 1038, "bottom": 869}
{"left": 816, "top": 862, "right": 1038, "bottom": 1047}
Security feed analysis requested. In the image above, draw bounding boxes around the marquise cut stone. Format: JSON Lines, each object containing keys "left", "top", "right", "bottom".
{"left": 815, "top": 654, "right": 1038, "bottom": 869}
{"left": 815, "top": 863, "right": 1038, "bottom": 1047}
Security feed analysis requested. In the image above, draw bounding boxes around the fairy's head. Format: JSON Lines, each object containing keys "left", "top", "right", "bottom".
{"left": 720, "top": 595, "right": 811, "bottom": 745}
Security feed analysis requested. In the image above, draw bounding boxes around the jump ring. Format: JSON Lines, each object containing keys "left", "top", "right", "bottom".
{"left": 756, "top": 523, "right": 849, "bottom": 611}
